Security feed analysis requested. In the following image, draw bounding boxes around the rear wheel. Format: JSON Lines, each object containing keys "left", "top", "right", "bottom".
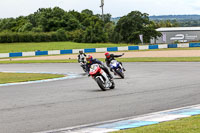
{"left": 81, "top": 65, "right": 87, "bottom": 72}
{"left": 96, "top": 77, "right": 106, "bottom": 91}
{"left": 116, "top": 69, "right": 125, "bottom": 79}
{"left": 109, "top": 80, "right": 115, "bottom": 89}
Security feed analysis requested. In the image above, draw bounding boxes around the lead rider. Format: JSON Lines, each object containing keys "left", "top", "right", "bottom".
{"left": 86, "top": 55, "right": 113, "bottom": 79}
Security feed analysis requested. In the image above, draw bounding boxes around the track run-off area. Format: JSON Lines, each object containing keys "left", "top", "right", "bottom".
{"left": 1, "top": 63, "right": 200, "bottom": 133}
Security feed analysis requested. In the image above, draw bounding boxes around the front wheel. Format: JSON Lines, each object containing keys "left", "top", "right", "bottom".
{"left": 116, "top": 69, "right": 125, "bottom": 79}
{"left": 96, "top": 77, "right": 106, "bottom": 91}
{"left": 81, "top": 65, "right": 87, "bottom": 72}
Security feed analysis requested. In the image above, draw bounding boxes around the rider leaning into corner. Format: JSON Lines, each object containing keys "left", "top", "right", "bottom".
{"left": 105, "top": 52, "right": 126, "bottom": 71}
{"left": 85, "top": 55, "right": 113, "bottom": 79}
{"left": 78, "top": 50, "right": 87, "bottom": 63}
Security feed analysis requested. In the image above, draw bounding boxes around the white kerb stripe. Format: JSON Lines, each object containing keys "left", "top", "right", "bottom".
{"left": 118, "top": 46, "right": 128, "bottom": 51}
{"left": 158, "top": 44, "right": 168, "bottom": 49}
{"left": 96, "top": 48, "right": 107, "bottom": 52}
{"left": 22, "top": 52, "right": 35, "bottom": 57}
{"left": 132, "top": 114, "right": 189, "bottom": 122}
{"left": 177, "top": 43, "right": 189, "bottom": 48}
{"left": 48, "top": 50, "right": 60, "bottom": 55}
{"left": 61, "top": 128, "right": 119, "bottom": 133}
{"left": 139, "top": 45, "right": 149, "bottom": 50}
{"left": 73, "top": 49, "right": 84, "bottom": 54}
{"left": 0, "top": 53, "right": 9, "bottom": 58}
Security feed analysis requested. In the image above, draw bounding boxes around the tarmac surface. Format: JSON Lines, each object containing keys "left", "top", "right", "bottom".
{"left": 1, "top": 63, "right": 200, "bottom": 133}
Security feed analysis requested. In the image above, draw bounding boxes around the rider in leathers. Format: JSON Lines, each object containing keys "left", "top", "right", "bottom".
{"left": 105, "top": 52, "right": 126, "bottom": 71}
{"left": 78, "top": 50, "right": 86, "bottom": 63}
{"left": 86, "top": 55, "right": 113, "bottom": 79}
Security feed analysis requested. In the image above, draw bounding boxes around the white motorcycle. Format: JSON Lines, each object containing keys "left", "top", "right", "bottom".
{"left": 89, "top": 64, "right": 115, "bottom": 91}
{"left": 110, "top": 60, "right": 125, "bottom": 79}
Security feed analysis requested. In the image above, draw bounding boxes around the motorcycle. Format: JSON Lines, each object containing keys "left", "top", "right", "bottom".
{"left": 110, "top": 60, "right": 125, "bottom": 79}
{"left": 89, "top": 64, "right": 115, "bottom": 91}
{"left": 80, "top": 61, "right": 87, "bottom": 72}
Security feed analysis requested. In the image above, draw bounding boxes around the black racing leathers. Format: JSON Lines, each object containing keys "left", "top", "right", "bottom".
{"left": 105, "top": 54, "right": 123, "bottom": 67}
{"left": 86, "top": 59, "right": 112, "bottom": 79}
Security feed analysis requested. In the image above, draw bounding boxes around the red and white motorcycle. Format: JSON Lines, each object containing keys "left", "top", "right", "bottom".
{"left": 89, "top": 64, "right": 115, "bottom": 91}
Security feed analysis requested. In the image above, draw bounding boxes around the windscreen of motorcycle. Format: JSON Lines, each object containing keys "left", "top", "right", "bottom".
{"left": 89, "top": 64, "right": 100, "bottom": 75}
{"left": 110, "top": 60, "right": 118, "bottom": 68}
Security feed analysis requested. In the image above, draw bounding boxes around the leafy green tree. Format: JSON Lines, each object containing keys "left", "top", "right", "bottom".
{"left": 81, "top": 9, "right": 93, "bottom": 16}
{"left": 104, "top": 22, "right": 115, "bottom": 42}
{"left": 82, "top": 16, "right": 107, "bottom": 43}
{"left": 114, "top": 11, "right": 161, "bottom": 43}
{"left": 154, "top": 20, "right": 179, "bottom": 28}
{"left": 0, "top": 18, "right": 16, "bottom": 32}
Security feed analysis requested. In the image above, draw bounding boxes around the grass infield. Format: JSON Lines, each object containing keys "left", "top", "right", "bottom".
{"left": 112, "top": 115, "right": 200, "bottom": 133}
{"left": 0, "top": 72, "right": 65, "bottom": 84}
{"left": 0, "top": 42, "right": 129, "bottom": 53}
{"left": 1, "top": 41, "right": 200, "bottom": 53}
{"left": 1, "top": 57, "right": 200, "bottom": 64}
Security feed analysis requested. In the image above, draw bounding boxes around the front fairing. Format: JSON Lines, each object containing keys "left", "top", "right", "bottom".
{"left": 89, "top": 64, "right": 101, "bottom": 76}
{"left": 110, "top": 60, "right": 120, "bottom": 69}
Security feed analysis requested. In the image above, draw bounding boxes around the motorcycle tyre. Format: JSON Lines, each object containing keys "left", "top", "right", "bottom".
{"left": 96, "top": 77, "right": 106, "bottom": 91}
{"left": 109, "top": 80, "right": 115, "bottom": 89}
{"left": 116, "top": 69, "right": 125, "bottom": 79}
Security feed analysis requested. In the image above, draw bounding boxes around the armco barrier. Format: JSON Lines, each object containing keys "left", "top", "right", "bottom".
{"left": 128, "top": 46, "right": 139, "bottom": 50}
{"left": 0, "top": 43, "right": 200, "bottom": 58}
{"left": 149, "top": 45, "right": 158, "bottom": 49}
{"left": 168, "top": 44, "right": 178, "bottom": 48}
{"left": 189, "top": 43, "right": 200, "bottom": 47}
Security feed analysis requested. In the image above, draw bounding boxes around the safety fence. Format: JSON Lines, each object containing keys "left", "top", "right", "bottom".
{"left": 1, "top": 43, "right": 200, "bottom": 58}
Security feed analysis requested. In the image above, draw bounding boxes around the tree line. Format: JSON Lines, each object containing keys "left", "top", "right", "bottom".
{"left": 153, "top": 19, "right": 200, "bottom": 27}
{"left": 0, "top": 7, "right": 161, "bottom": 44}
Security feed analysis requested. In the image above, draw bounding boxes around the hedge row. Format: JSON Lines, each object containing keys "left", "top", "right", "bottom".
{"left": 0, "top": 32, "right": 68, "bottom": 43}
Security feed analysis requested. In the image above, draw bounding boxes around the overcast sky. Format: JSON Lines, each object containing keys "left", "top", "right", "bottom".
{"left": 0, "top": 0, "right": 200, "bottom": 18}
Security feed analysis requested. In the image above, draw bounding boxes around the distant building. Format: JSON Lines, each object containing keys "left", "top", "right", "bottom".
{"left": 151, "top": 27, "right": 200, "bottom": 44}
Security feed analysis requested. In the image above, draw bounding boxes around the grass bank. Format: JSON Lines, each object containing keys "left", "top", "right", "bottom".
{"left": 113, "top": 115, "right": 200, "bottom": 133}
{"left": 1, "top": 57, "right": 200, "bottom": 64}
{"left": 0, "top": 72, "right": 65, "bottom": 84}
{"left": 0, "top": 42, "right": 129, "bottom": 53}
{"left": 1, "top": 41, "right": 200, "bottom": 54}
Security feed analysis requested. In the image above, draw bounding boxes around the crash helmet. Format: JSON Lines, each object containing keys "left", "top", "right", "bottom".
{"left": 79, "top": 50, "right": 83, "bottom": 54}
{"left": 105, "top": 52, "right": 110, "bottom": 58}
{"left": 86, "top": 55, "right": 93, "bottom": 63}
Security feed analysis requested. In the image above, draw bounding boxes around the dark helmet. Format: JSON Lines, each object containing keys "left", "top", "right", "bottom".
{"left": 79, "top": 50, "right": 83, "bottom": 54}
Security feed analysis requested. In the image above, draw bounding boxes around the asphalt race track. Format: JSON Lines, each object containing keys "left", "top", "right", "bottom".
{"left": 1, "top": 63, "right": 200, "bottom": 133}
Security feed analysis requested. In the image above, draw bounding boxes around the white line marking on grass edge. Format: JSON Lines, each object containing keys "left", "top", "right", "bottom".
{"left": 0, "top": 71, "right": 83, "bottom": 87}
{"left": 35, "top": 104, "right": 200, "bottom": 133}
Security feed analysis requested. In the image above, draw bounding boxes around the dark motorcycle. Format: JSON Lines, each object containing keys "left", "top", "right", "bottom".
{"left": 80, "top": 61, "right": 87, "bottom": 72}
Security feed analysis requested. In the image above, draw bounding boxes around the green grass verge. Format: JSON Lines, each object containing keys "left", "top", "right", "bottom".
{"left": 138, "top": 47, "right": 200, "bottom": 51}
{"left": 113, "top": 115, "right": 200, "bottom": 133}
{"left": 0, "top": 72, "right": 65, "bottom": 84}
{"left": 116, "top": 57, "right": 200, "bottom": 62}
{"left": 1, "top": 57, "right": 200, "bottom": 64}
{"left": 1, "top": 41, "right": 200, "bottom": 53}
{"left": 0, "top": 59, "right": 78, "bottom": 64}
{"left": 0, "top": 42, "right": 129, "bottom": 53}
